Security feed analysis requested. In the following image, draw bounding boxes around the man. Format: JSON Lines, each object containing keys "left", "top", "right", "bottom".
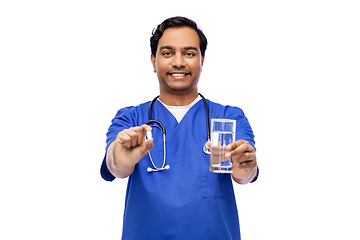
{"left": 101, "top": 16, "right": 258, "bottom": 240}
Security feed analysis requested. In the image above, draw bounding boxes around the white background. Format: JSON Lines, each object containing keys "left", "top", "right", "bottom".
{"left": 1, "top": 0, "right": 359, "bottom": 239}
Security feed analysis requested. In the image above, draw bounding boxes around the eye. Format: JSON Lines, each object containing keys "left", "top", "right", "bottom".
{"left": 185, "top": 52, "right": 196, "bottom": 57}
{"left": 161, "top": 51, "right": 172, "bottom": 57}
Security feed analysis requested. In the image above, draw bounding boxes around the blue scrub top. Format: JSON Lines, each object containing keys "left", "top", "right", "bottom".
{"left": 101, "top": 98, "right": 258, "bottom": 240}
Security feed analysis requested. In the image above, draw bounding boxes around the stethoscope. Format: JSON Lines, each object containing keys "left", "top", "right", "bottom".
{"left": 145, "top": 93, "right": 211, "bottom": 172}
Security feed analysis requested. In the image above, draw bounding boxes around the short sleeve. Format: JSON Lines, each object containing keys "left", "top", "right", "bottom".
{"left": 225, "top": 106, "right": 258, "bottom": 183}
{"left": 100, "top": 107, "right": 135, "bottom": 181}
{"left": 225, "top": 106, "right": 255, "bottom": 150}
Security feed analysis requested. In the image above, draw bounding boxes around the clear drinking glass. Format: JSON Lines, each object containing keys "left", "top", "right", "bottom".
{"left": 210, "top": 119, "right": 236, "bottom": 173}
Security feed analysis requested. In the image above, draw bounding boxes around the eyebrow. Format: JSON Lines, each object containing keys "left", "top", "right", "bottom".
{"left": 159, "top": 45, "right": 199, "bottom": 53}
{"left": 159, "top": 46, "right": 173, "bottom": 51}
{"left": 184, "top": 47, "right": 199, "bottom": 53}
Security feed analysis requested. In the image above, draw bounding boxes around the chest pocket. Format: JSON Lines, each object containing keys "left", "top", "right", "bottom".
{"left": 199, "top": 156, "right": 233, "bottom": 198}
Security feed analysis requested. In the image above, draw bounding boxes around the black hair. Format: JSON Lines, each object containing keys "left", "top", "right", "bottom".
{"left": 150, "top": 16, "right": 207, "bottom": 57}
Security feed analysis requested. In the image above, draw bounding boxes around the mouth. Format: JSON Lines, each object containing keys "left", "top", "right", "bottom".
{"left": 168, "top": 72, "right": 190, "bottom": 78}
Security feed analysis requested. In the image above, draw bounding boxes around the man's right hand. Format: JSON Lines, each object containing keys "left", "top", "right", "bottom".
{"left": 113, "top": 124, "right": 154, "bottom": 168}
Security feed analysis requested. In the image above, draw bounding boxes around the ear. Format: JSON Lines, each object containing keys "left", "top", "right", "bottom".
{"left": 201, "top": 55, "right": 205, "bottom": 67}
{"left": 200, "top": 55, "right": 205, "bottom": 73}
{"left": 151, "top": 54, "right": 156, "bottom": 73}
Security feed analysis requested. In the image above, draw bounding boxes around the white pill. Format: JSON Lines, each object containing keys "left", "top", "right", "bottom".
{"left": 146, "top": 130, "right": 152, "bottom": 140}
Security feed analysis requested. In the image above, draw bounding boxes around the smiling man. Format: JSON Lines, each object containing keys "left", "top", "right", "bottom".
{"left": 101, "top": 16, "right": 259, "bottom": 240}
{"left": 151, "top": 27, "right": 204, "bottom": 105}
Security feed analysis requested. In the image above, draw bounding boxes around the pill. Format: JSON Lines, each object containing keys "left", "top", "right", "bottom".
{"left": 146, "top": 130, "right": 152, "bottom": 140}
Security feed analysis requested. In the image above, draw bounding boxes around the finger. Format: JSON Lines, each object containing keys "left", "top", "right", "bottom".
{"left": 118, "top": 126, "right": 152, "bottom": 148}
{"left": 124, "top": 127, "right": 146, "bottom": 148}
{"left": 131, "top": 128, "right": 141, "bottom": 147}
{"left": 237, "top": 158, "right": 257, "bottom": 170}
{"left": 132, "top": 126, "right": 146, "bottom": 146}
{"left": 244, "top": 151, "right": 256, "bottom": 161}
{"left": 116, "top": 131, "right": 132, "bottom": 148}
{"left": 232, "top": 148, "right": 257, "bottom": 169}
{"left": 133, "top": 126, "right": 151, "bottom": 146}
{"left": 228, "top": 141, "right": 253, "bottom": 156}
{"left": 119, "top": 129, "right": 135, "bottom": 148}
{"left": 132, "top": 125, "right": 153, "bottom": 145}
{"left": 206, "top": 141, "right": 227, "bottom": 151}
{"left": 226, "top": 140, "right": 247, "bottom": 152}
{"left": 141, "top": 124, "right": 152, "bottom": 132}
{"left": 235, "top": 152, "right": 256, "bottom": 164}
{"left": 141, "top": 125, "right": 153, "bottom": 141}
{"left": 212, "top": 146, "right": 228, "bottom": 157}
{"left": 140, "top": 138, "right": 154, "bottom": 156}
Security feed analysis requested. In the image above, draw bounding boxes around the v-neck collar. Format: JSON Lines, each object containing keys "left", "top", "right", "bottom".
{"left": 158, "top": 95, "right": 202, "bottom": 123}
{"left": 151, "top": 98, "right": 204, "bottom": 134}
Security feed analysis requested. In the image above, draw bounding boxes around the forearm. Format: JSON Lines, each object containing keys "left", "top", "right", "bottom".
{"left": 106, "top": 141, "right": 135, "bottom": 178}
{"left": 232, "top": 166, "right": 258, "bottom": 185}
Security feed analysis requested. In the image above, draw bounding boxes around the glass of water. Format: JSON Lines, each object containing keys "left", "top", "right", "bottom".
{"left": 210, "top": 119, "right": 236, "bottom": 173}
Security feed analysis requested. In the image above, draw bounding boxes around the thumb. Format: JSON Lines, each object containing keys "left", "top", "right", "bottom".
{"left": 140, "top": 138, "right": 154, "bottom": 156}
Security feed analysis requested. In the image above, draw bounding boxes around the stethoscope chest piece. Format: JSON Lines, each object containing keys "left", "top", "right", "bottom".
{"left": 203, "top": 142, "right": 211, "bottom": 155}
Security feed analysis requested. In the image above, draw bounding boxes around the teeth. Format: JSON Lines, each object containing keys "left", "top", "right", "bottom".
{"left": 172, "top": 73, "right": 186, "bottom": 77}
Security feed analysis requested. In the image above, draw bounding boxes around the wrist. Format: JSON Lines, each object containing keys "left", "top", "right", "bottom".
{"left": 106, "top": 141, "right": 135, "bottom": 178}
{"left": 232, "top": 166, "right": 257, "bottom": 184}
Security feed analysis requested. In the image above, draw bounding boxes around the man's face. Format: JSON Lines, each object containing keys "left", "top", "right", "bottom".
{"left": 151, "top": 27, "right": 204, "bottom": 95}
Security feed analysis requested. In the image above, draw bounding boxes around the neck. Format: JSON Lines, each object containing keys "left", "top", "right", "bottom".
{"left": 159, "top": 90, "right": 199, "bottom": 106}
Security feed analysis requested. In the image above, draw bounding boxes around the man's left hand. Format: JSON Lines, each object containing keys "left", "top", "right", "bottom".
{"left": 225, "top": 140, "right": 257, "bottom": 181}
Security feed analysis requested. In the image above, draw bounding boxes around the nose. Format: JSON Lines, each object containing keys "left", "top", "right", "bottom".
{"left": 171, "top": 53, "right": 185, "bottom": 68}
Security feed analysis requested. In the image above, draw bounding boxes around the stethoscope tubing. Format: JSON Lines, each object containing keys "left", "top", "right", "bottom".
{"left": 145, "top": 93, "right": 211, "bottom": 172}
